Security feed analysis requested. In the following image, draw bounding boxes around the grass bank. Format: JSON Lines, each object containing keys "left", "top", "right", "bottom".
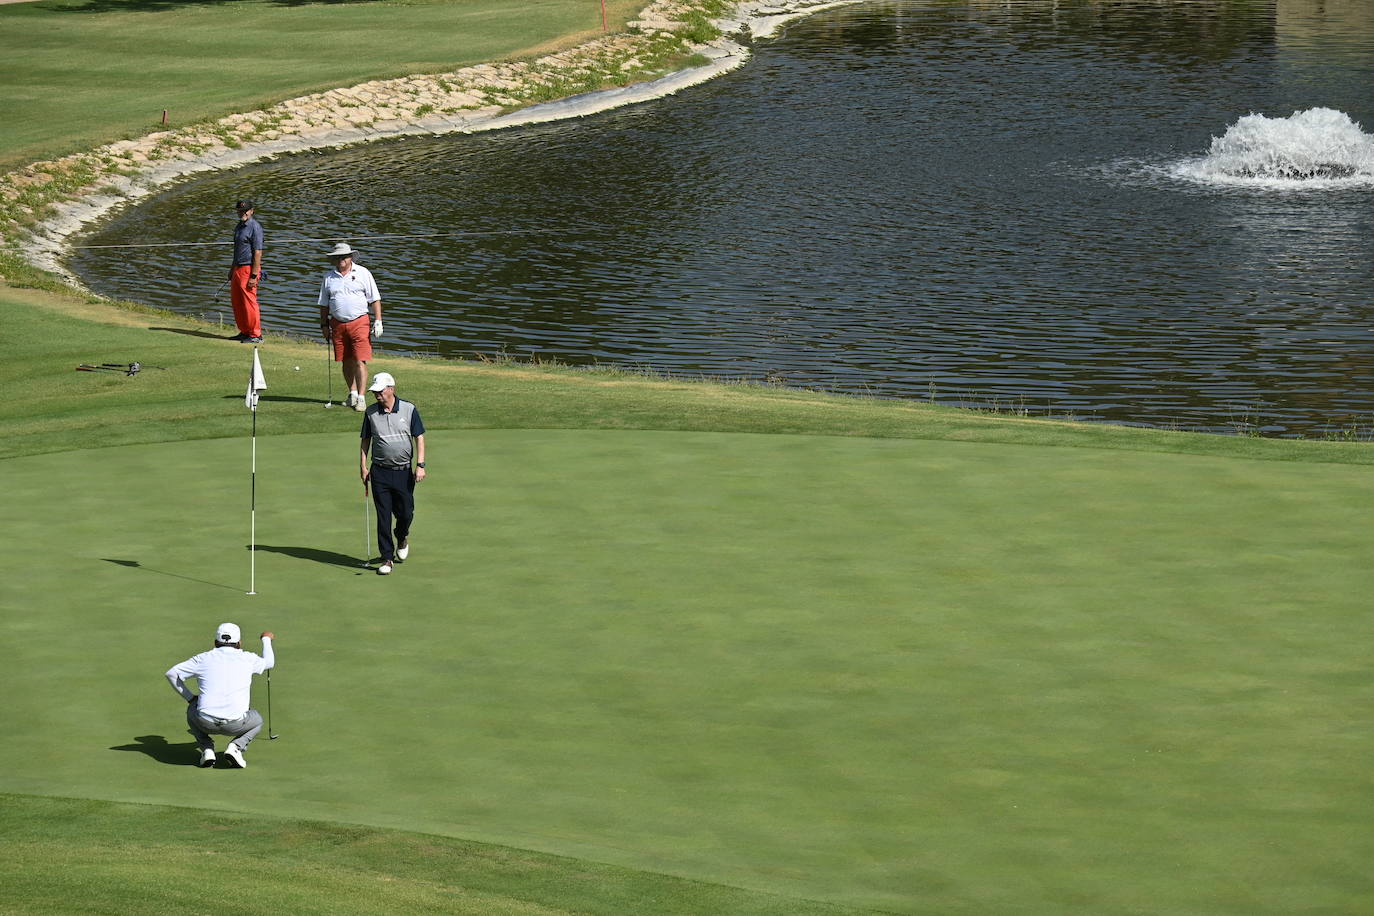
{"left": 0, "top": 795, "right": 857, "bottom": 914}
{"left": 8, "top": 284, "right": 1373, "bottom": 465}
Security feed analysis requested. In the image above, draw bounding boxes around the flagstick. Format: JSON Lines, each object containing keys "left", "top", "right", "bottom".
{"left": 249, "top": 388, "right": 258, "bottom": 596}
{"left": 245, "top": 346, "right": 267, "bottom": 596}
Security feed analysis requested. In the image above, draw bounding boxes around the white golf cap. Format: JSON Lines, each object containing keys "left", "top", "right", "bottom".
{"left": 369, "top": 372, "right": 396, "bottom": 391}
{"left": 216, "top": 622, "right": 241, "bottom": 644}
{"left": 327, "top": 242, "right": 354, "bottom": 258}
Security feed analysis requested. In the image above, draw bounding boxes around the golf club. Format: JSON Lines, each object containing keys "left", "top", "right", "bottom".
{"left": 324, "top": 342, "right": 333, "bottom": 408}
{"left": 102, "top": 362, "right": 166, "bottom": 371}
{"left": 361, "top": 480, "right": 371, "bottom": 568}
{"left": 77, "top": 363, "right": 138, "bottom": 376}
{"left": 266, "top": 669, "right": 279, "bottom": 739}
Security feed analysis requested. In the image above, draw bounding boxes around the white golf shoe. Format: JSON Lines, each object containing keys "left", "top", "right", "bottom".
{"left": 396, "top": 538, "right": 409, "bottom": 561}
{"left": 198, "top": 748, "right": 216, "bottom": 768}
{"left": 223, "top": 745, "right": 247, "bottom": 769}
{"left": 377, "top": 561, "right": 393, "bottom": 575}
{"left": 345, "top": 390, "right": 358, "bottom": 408}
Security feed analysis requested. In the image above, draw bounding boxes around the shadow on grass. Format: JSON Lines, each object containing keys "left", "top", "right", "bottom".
{"left": 148, "top": 326, "right": 236, "bottom": 341}
{"left": 253, "top": 544, "right": 365, "bottom": 568}
{"left": 220, "top": 394, "right": 326, "bottom": 404}
{"left": 102, "top": 558, "right": 240, "bottom": 592}
{"left": 109, "top": 735, "right": 198, "bottom": 766}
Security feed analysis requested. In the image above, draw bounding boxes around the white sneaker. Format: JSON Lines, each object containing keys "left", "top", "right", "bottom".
{"left": 198, "top": 748, "right": 216, "bottom": 768}
{"left": 396, "top": 539, "right": 409, "bottom": 561}
{"left": 377, "top": 561, "right": 393, "bottom": 576}
{"left": 223, "top": 745, "right": 247, "bottom": 769}
{"left": 345, "top": 390, "right": 358, "bottom": 408}
{"left": 354, "top": 397, "right": 366, "bottom": 412}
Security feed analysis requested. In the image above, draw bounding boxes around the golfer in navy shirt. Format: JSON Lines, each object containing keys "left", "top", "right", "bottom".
{"left": 228, "top": 199, "right": 264, "bottom": 342}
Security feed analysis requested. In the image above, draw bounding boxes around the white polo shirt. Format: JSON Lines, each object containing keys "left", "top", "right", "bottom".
{"left": 318, "top": 264, "right": 379, "bottom": 322}
{"left": 165, "top": 639, "right": 274, "bottom": 719}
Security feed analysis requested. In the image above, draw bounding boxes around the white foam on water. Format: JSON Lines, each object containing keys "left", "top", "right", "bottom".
{"left": 1170, "top": 107, "right": 1374, "bottom": 189}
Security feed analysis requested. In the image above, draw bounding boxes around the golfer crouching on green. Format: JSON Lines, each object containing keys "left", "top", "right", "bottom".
{"left": 165, "top": 623, "right": 275, "bottom": 769}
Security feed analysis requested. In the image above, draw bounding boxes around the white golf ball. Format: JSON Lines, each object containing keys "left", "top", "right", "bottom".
{"left": 294, "top": 366, "right": 300, "bottom": 370}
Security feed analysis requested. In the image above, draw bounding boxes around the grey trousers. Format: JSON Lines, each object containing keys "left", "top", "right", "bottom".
{"left": 187, "top": 702, "right": 263, "bottom": 751}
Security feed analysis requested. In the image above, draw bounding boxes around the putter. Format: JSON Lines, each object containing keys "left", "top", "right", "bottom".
{"left": 324, "top": 342, "right": 333, "bottom": 408}
{"left": 266, "top": 669, "right": 279, "bottom": 739}
{"left": 361, "top": 480, "right": 371, "bottom": 568}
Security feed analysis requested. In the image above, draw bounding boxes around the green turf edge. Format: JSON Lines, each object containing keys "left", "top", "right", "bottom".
{"left": 4, "top": 281, "right": 1371, "bottom": 466}
{"left": 0, "top": 793, "right": 875, "bottom": 916}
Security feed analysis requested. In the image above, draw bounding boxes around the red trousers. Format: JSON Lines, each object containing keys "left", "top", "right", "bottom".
{"left": 229, "top": 265, "right": 262, "bottom": 337}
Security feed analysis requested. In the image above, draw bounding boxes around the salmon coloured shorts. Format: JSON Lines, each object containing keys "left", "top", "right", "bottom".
{"left": 332, "top": 314, "right": 372, "bottom": 362}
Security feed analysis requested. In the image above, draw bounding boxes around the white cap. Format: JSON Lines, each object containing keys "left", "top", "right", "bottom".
{"left": 327, "top": 242, "right": 354, "bottom": 258}
{"left": 216, "top": 622, "right": 241, "bottom": 644}
{"left": 368, "top": 372, "right": 396, "bottom": 392}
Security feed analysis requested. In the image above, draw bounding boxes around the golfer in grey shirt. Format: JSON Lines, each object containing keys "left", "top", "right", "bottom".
{"left": 360, "top": 371, "right": 425, "bottom": 576}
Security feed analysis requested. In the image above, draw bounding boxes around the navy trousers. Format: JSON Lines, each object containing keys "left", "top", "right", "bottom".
{"left": 371, "top": 465, "right": 416, "bottom": 562}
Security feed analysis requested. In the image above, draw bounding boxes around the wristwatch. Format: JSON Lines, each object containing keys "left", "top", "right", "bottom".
{"left": 417, "top": 463, "right": 425, "bottom": 469}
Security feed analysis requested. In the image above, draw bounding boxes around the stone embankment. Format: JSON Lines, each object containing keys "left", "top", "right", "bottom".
{"left": 1, "top": 0, "right": 858, "bottom": 283}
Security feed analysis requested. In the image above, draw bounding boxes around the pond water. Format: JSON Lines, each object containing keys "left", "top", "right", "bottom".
{"left": 70, "top": 0, "right": 1374, "bottom": 436}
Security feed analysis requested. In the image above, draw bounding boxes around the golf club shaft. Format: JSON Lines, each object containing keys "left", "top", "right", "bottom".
{"left": 362, "top": 482, "right": 370, "bottom": 566}
{"left": 266, "top": 668, "right": 276, "bottom": 738}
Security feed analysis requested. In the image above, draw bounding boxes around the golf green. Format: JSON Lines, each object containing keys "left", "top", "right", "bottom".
{"left": 4, "top": 428, "right": 1371, "bottom": 912}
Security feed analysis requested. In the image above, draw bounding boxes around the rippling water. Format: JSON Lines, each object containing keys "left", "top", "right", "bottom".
{"left": 71, "top": 0, "right": 1374, "bottom": 436}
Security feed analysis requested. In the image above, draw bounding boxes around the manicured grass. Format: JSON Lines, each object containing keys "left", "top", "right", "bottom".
{"left": 0, "top": 795, "right": 858, "bottom": 915}
{"left": 5, "top": 0, "right": 1374, "bottom": 909}
{"left": 0, "top": 0, "right": 643, "bottom": 171}
{"left": 3, "top": 289, "right": 1374, "bottom": 913}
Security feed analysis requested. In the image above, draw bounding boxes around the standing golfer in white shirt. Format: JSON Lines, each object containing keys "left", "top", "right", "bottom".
{"left": 318, "top": 242, "right": 383, "bottom": 411}
{"left": 165, "top": 623, "right": 275, "bottom": 769}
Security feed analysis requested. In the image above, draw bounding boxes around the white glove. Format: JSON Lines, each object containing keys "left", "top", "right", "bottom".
{"left": 371, "top": 318, "right": 383, "bottom": 339}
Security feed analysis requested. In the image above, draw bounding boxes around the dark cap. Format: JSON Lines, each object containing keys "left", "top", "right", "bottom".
{"left": 234, "top": 199, "right": 256, "bottom": 212}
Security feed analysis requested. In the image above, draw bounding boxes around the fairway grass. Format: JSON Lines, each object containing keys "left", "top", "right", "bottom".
{"left": 0, "top": 0, "right": 645, "bottom": 171}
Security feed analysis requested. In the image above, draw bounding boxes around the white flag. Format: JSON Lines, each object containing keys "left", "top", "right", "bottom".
{"left": 245, "top": 348, "right": 268, "bottom": 410}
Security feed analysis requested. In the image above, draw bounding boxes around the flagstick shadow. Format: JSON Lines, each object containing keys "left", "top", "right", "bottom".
{"left": 252, "top": 544, "right": 365, "bottom": 569}
{"left": 221, "top": 394, "right": 323, "bottom": 404}
{"left": 102, "top": 558, "right": 240, "bottom": 592}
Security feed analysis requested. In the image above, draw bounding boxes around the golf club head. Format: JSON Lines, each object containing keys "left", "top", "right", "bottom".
{"left": 324, "top": 402, "right": 333, "bottom": 409}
